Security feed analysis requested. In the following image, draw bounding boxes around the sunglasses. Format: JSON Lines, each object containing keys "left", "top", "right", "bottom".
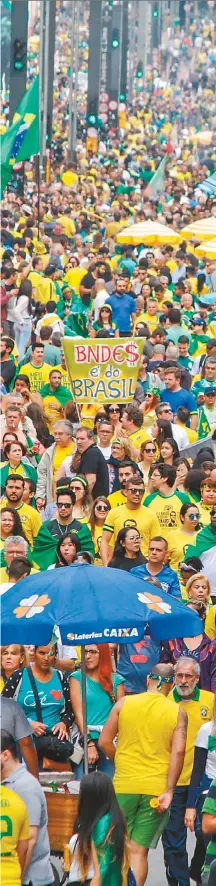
{"left": 58, "top": 502, "right": 71, "bottom": 509}
{"left": 129, "top": 487, "right": 145, "bottom": 495}
{"left": 95, "top": 504, "right": 109, "bottom": 512}
{"left": 188, "top": 513, "right": 200, "bottom": 521}
{"left": 145, "top": 448, "right": 156, "bottom": 454}
{"left": 162, "top": 408, "right": 172, "bottom": 413}
{"left": 109, "top": 408, "right": 120, "bottom": 413}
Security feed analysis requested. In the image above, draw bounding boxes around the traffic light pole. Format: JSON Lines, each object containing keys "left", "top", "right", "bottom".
{"left": 87, "top": 0, "right": 103, "bottom": 121}
{"left": 120, "top": 0, "right": 129, "bottom": 102}
{"left": 68, "top": 0, "right": 76, "bottom": 161}
{"left": 9, "top": 0, "right": 28, "bottom": 122}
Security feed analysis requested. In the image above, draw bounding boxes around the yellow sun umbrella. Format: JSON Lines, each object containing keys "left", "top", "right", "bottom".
{"left": 116, "top": 221, "right": 181, "bottom": 247}
{"left": 181, "top": 217, "right": 216, "bottom": 241}
{"left": 195, "top": 239, "right": 216, "bottom": 259}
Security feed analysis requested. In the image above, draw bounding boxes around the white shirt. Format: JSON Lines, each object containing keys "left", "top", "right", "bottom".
{"left": 93, "top": 289, "right": 109, "bottom": 321}
{"left": 171, "top": 423, "right": 188, "bottom": 450}
{"left": 97, "top": 443, "right": 112, "bottom": 460}
{"left": 196, "top": 720, "right": 216, "bottom": 782}
{"left": 69, "top": 834, "right": 94, "bottom": 882}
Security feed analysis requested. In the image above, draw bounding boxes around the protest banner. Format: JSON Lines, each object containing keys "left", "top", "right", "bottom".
{"left": 63, "top": 338, "right": 143, "bottom": 404}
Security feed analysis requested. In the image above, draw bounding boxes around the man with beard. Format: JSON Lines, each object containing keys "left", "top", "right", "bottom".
{"left": 162, "top": 657, "right": 214, "bottom": 886}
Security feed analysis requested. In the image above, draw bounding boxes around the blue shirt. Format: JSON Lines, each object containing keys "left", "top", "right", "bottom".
{"left": 118, "top": 635, "right": 161, "bottom": 694}
{"left": 130, "top": 563, "right": 181, "bottom": 600}
{"left": 17, "top": 667, "right": 65, "bottom": 729}
{"left": 106, "top": 293, "right": 135, "bottom": 332}
{"left": 160, "top": 386, "right": 198, "bottom": 416}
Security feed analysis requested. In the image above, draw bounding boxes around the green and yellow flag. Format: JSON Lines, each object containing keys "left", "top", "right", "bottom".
{"left": 1, "top": 75, "right": 39, "bottom": 196}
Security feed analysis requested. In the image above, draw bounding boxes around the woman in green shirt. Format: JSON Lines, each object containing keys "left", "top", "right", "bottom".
{"left": 70, "top": 644, "right": 125, "bottom": 779}
{"left": 68, "top": 771, "right": 129, "bottom": 885}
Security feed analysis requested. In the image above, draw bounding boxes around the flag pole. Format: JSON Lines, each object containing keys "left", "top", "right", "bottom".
{"left": 37, "top": 155, "right": 40, "bottom": 239}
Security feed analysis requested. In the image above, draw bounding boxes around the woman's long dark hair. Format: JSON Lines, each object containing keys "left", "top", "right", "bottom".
{"left": 158, "top": 436, "right": 180, "bottom": 463}
{"left": 27, "top": 403, "right": 51, "bottom": 447}
{"left": 76, "top": 772, "right": 127, "bottom": 880}
{"left": 111, "top": 526, "right": 141, "bottom": 561}
{"left": 1, "top": 507, "right": 27, "bottom": 541}
{"left": 155, "top": 419, "right": 174, "bottom": 447}
{"left": 55, "top": 532, "right": 81, "bottom": 567}
{"left": 16, "top": 279, "right": 32, "bottom": 314}
{"left": 184, "top": 469, "right": 205, "bottom": 500}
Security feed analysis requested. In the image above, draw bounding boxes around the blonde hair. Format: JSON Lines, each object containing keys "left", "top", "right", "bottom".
{"left": 0, "top": 644, "right": 28, "bottom": 676}
{"left": 185, "top": 573, "right": 211, "bottom": 601}
{"left": 111, "top": 436, "right": 133, "bottom": 459}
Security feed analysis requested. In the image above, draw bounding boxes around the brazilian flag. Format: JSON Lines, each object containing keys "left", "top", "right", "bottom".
{"left": 1, "top": 76, "right": 39, "bottom": 196}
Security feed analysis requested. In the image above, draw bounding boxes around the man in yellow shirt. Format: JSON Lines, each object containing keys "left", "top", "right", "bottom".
{"left": 121, "top": 404, "right": 151, "bottom": 456}
{"left": 0, "top": 475, "right": 42, "bottom": 549}
{"left": 144, "top": 464, "right": 190, "bottom": 537}
{"left": 108, "top": 462, "right": 140, "bottom": 508}
{"left": 19, "top": 343, "right": 50, "bottom": 393}
{"left": 101, "top": 475, "right": 160, "bottom": 565}
{"left": 163, "top": 656, "right": 214, "bottom": 886}
{"left": 99, "top": 680, "right": 187, "bottom": 885}
{"left": 0, "top": 785, "right": 29, "bottom": 886}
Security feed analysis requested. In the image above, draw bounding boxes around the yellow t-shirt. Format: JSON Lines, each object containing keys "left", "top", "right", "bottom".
{"left": 136, "top": 312, "right": 158, "bottom": 333}
{"left": 198, "top": 505, "right": 211, "bottom": 528}
{"left": 28, "top": 271, "right": 46, "bottom": 304}
{"left": 0, "top": 500, "right": 42, "bottom": 549}
{"left": 42, "top": 395, "right": 63, "bottom": 433}
{"left": 103, "top": 503, "right": 160, "bottom": 556}
{"left": 114, "top": 693, "right": 179, "bottom": 795}
{"left": 0, "top": 785, "right": 30, "bottom": 886}
{"left": 64, "top": 268, "right": 86, "bottom": 294}
{"left": 19, "top": 362, "right": 51, "bottom": 393}
{"left": 144, "top": 492, "right": 189, "bottom": 536}
{"left": 57, "top": 215, "right": 76, "bottom": 237}
{"left": 178, "top": 425, "right": 198, "bottom": 444}
{"left": 0, "top": 462, "right": 28, "bottom": 481}
{"left": 205, "top": 606, "right": 216, "bottom": 640}
{"left": 108, "top": 490, "right": 127, "bottom": 508}
{"left": 166, "top": 528, "right": 197, "bottom": 585}
{"left": 53, "top": 442, "right": 74, "bottom": 485}
{"left": 80, "top": 403, "right": 101, "bottom": 430}
{"left": 168, "top": 688, "right": 214, "bottom": 786}
{"left": 128, "top": 428, "right": 151, "bottom": 452}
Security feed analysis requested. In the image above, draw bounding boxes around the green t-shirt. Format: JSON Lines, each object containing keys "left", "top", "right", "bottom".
{"left": 202, "top": 777, "right": 216, "bottom": 872}
{"left": 71, "top": 671, "right": 124, "bottom": 738}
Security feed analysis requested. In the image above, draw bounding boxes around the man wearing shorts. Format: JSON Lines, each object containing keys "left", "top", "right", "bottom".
{"left": 99, "top": 677, "right": 187, "bottom": 886}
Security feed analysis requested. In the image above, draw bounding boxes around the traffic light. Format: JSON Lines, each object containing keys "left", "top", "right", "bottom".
{"left": 119, "top": 91, "right": 126, "bottom": 102}
{"left": 111, "top": 28, "right": 120, "bottom": 49}
{"left": 87, "top": 99, "right": 98, "bottom": 127}
{"left": 152, "top": 3, "right": 158, "bottom": 16}
{"left": 13, "top": 38, "right": 26, "bottom": 71}
{"left": 136, "top": 61, "right": 143, "bottom": 79}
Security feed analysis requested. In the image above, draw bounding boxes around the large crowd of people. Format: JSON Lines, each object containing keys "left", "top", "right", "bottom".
{"left": 1, "top": 3, "right": 216, "bottom": 886}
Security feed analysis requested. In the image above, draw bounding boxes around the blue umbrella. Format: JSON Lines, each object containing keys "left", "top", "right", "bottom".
{"left": 1, "top": 564, "right": 202, "bottom": 646}
{"left": 2, "top": 566, "right": 201, "bottom": 772}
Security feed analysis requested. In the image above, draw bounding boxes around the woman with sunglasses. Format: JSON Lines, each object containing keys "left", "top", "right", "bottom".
{"left": 109, "top": 526, "right": 146, "bottom": 572}
{"left": 91, "top": 304, "right": 118, "bottom": 338}
{"left": 108, "top": 437, "right": 133, "bottom": 495}
{"left": 138, "top": 440, "right": 157, "bottom": 484}
{"left": 166, "top": 503, "right": 201, "bottom": 590}
{"left": 70, "top": 644, "right": 125, "bottom": 779}
{"left": 106, "top": 404, "right": 122, "bottom": 436}
{"left": 175, "top": 458, "right": 190, "bottom": 493}
{"left": 70, "top": 475, "right": 92, "bottom": 522}
{"left": 89, "top": 497, "right": 111, "bottom": 565}
{"left": 140, "top": 389, "right": 161, "bottom": 433}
